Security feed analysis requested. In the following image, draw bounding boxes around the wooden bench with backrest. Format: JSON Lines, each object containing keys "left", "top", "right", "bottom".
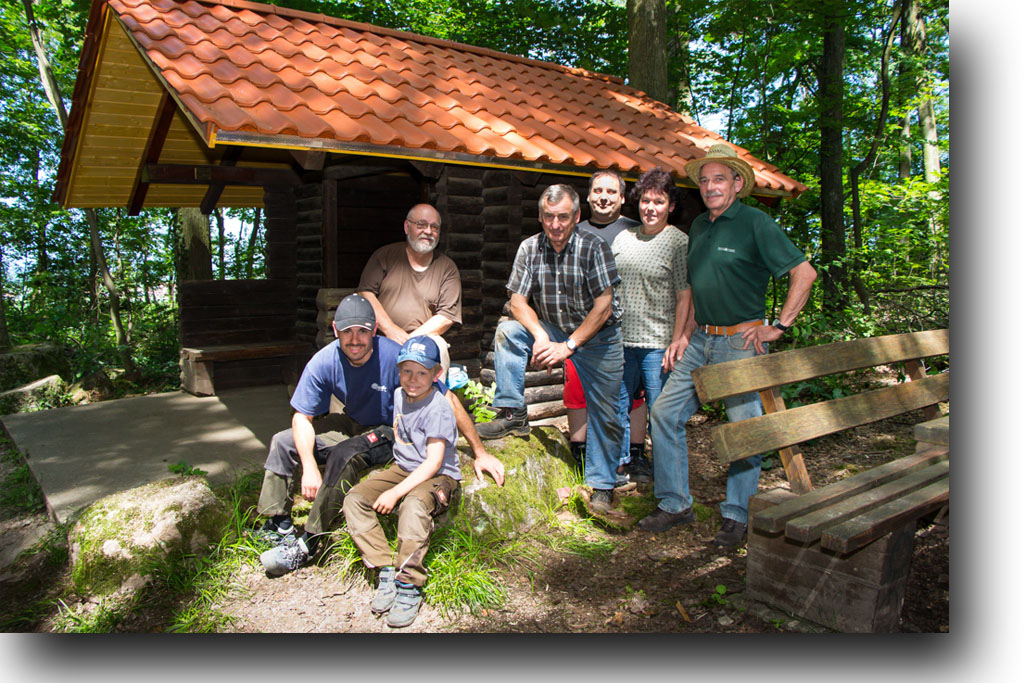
{"left": 690, "top": 329, "right": 949, "bottom": 632}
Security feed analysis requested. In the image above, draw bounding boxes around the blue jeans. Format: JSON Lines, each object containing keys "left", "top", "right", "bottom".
{"left": 649, "top": 328, "right": 764, "bottom": 523}
{"left": 493, "top": 319, "right": 624, "bottom": 489}
{"left": 623, "top": 346, "right": 670, "bottom": 430}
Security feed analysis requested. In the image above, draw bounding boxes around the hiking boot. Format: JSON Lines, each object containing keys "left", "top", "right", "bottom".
{"left": 371, "top": 566, "right": 397, "bottom": 614}
{"left": 589, "top": 488, "right": 614, "bottom": 513}
{"left": 386, "top": 581, "right": 423, "bottom": 628}
{"left": 625, "top": 455, "right": 653, "bottom": 483}
{"left": 476, "top": 406, "right": 530, "bottom": 439}
{"left": 249, "top": 518, "right": 296, "bottom": 546}
{"left": 614, "top": 467, "right": 629, "bottom": 488}
{"left": 637, "top": 506, "right": 694, "bottom": 532}
{"left": 260, "top": 536, "right": 310, "bottom": 576}
{"left": 713, "top": 518, "right": 748, "bottom": 548}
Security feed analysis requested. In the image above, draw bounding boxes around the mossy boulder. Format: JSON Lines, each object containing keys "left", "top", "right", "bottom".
{"left": 0, "top": 374, "right": 68, "bottom": 414}
{"left": 455, "top": 426, "right": 576, "bottom": 540}
{"left": 68, "top": 476, "right": 232, "bottom": 598}
{"left": 0, "top": 343, "right": 71, "bottom": 392}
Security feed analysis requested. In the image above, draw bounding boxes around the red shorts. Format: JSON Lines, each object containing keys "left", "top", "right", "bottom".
{"left": 563, "top": 358, "right": 644, "bottom": 410}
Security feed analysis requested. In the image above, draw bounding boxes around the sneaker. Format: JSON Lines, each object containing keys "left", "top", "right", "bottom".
{"left": 637, "top": 506, "right": 694, "bottom": 532}
{"left": 386, "top": 581, "right": 423, "bottom": 628}
{"left": 589, "top": 488, "right": 614, "bottom": 513}
{"left": 713, "top": 518, "right": 748, "bottom": 548}
{"left": 260, "top": 536, "right": 310, "bottom": 576}
{"left": 250, "top": 518, "right": 296, "bottom": 546}
{"left": 476, "top": 406, "right": 530, "bottom": 439}
{"left": 371, "top": 566, "right": 397, "bottom": 614}
{"left": 625, "top": 455, "right": 653, "bottom": 484}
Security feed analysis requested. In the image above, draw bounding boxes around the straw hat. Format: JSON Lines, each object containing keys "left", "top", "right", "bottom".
{"left": 684, "top": 143, "right": 756, "bottom": 198}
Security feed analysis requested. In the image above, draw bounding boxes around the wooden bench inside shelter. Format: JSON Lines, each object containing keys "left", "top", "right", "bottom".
{"left": 691, "top": 329, "right": 949, "bottom": 632}
{"left": 178, "top": 280, "right": 311, "bottom": 396}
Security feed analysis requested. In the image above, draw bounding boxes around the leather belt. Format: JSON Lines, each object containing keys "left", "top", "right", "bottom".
{"left": 699, "top": 320, "right": 764, "bottom": 336}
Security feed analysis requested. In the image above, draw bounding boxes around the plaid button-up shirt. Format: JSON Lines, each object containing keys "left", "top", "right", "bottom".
{"left": 506, "top": 228, "right": 622, "bottom": 332}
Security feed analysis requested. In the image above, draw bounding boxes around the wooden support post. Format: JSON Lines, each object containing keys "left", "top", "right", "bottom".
{"left": 903, "top": 359, "right": 942, "bottom": 420}
{"left": 758, "top": 386, "right": 814, "bottom": 494}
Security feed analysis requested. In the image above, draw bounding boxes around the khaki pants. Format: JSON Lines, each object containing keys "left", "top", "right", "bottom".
{"left": 342, "top": 463, "right": 460, "bottom": 587}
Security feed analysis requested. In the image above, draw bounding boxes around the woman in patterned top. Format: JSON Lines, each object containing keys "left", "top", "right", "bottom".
{"left": 611, "top": 168, "right": 694, "bottom": 449}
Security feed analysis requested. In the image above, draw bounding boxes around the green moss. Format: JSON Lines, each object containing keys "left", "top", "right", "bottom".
{"left": 457, "top": 426, "right": 575, "bottom": 540}
{"left": 693, "top": 502, "right": 715, "bottom": 523}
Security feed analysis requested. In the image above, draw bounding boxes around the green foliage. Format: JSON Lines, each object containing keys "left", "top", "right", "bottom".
{"left": 704, "top": 583, "right": 729, "bottom": 607}
{"left": 167, "top": 460, "right": 208, "bottom": 477}
{"left": 455, "top": 379, "right": 497, "bottom": 422}
{"left": 0, "top": 437, "right": 44, "bottom": 513}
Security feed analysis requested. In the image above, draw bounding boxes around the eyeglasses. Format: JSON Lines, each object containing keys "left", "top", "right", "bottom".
{"left": 408, "top": 219, "right": 441, "bottom": 231}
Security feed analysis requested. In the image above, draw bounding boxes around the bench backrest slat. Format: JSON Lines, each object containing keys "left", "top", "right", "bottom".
{"left": 713, "top": 373, "right": 949, "bottom": 464}
{"left": 692, "top": 329, "right": 949, "bottom": 403}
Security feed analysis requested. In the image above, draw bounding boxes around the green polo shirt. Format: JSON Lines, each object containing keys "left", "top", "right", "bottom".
{"left": 687, "top": 200, "right": 807, "bottom": 326}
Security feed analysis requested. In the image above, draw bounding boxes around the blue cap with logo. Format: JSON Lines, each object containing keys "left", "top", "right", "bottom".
{"left": 397, "top": 335, "right": 441, "bottom": 369}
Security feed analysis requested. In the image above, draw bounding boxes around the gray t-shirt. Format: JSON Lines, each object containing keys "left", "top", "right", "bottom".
{"left": 577, "top": 215, "right": 641, "bottom": 247}
{"left": 392, "top": 386, "right": 461, "bottom": 481}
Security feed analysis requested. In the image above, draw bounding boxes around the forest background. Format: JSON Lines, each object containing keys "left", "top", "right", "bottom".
{"left": 0, "top": 0, "right": 949, "bottom": 398}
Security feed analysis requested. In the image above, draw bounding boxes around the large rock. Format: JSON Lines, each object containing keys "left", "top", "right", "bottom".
{"left": 0, "top": 374, "right": 67, "bottom": 415}
{"left": 0, "top": 343, "right": 71, "bottom": 392}
{"left": 455, "top": 426, "right": 575, "bottom": 540}
{"left": 68, "top": 476, "right": 232, "bottom": 598}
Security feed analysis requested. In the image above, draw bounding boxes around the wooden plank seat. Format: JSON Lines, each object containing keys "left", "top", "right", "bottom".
{"left": 691, "top": 329, "right": 949, "bottom": 632}
{"left": 180, "top": 341, "right": 311, "bottom": 396}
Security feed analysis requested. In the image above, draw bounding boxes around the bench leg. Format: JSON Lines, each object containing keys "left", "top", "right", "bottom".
{"left": 180, "top": 355, "right": 215, "bottom": 396}
{"left": 745, "top": 489, "right": 915, "bottom": 633}
{"left": 758, "top": 388, "right": 813, "bottom": 494}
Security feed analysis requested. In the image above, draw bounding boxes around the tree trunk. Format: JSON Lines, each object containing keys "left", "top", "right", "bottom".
{"left": 176, "top": 207, "right": 213, "bottom": 282}
{"left": 0, "top": 246, "right": 10, "bottom": 349}
{"left": 215, "top": 208, "right": 226, "bottom": 279}
{"left": 23, "top": 0, "right": 136, "bottom": 377}
{"left": 246, "top": 208, "right": 262, "bottom": 278}
{"left": 628, "top": 0, "right": 669, "bottom": 105}
{"left": 848, "top": 0, "right": 902, "bottom": 314}
{"left": 818, "top": 2, "right": 846, "bottom": 313}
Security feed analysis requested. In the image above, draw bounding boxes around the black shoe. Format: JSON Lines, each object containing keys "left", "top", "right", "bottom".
{"left": 476, "top": 406, "right": 530, "bottom": 439}
{"left": 570, "top": 441, "right": 586, "bottom": 468}
{"left": 713, "top": 518, "right": 748, "bottom": 548}
{"left": 625, "top": 455, "right": 653, "bottom": 484}
{"left": 638, "top": 506, "right": 694, "bottom": 532}
{"left": 589, "top": 488, "right": 614, "bottom": 513}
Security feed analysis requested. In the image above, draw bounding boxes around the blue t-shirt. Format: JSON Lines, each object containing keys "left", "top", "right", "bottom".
{"left": 392, "top": 386, "right": 461, "bottom": 481}
{"left": 290, "top": 337, "right": 446, "bottom": 426}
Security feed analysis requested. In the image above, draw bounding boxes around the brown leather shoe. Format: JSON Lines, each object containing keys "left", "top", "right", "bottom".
{"left": 712, "top": 518, "right": 748, "bottom": 548}
{"left": 637, "top": 506, "right": 695, "bottom": 532}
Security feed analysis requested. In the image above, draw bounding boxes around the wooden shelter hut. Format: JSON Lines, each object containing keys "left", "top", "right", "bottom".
{"left": 55, "top": 0, "right": 806, "bottom": 419}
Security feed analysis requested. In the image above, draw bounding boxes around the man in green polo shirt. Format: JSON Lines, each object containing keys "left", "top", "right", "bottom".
{"left": 637, "top": 143, "right": 817, "bottom": 547}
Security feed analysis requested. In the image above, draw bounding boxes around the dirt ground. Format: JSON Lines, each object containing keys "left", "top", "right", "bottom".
{"left": 0, "top": 403, "right": 948, "bottom": 634}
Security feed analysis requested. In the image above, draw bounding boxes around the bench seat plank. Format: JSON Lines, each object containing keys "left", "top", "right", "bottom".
{"left": 692, "top": 330, "right": 948, "bottom": 403}
{"left": 820, "top": 478, "right": 949, "bottom": 554}
{"left": 784, "top": 460, "right": 949, "bottom": 543}
{"left": 751, "top": 445, "right": 949, "bottom": 533}
{"left": 914, "top": 414, "right": 949, "bottom": 447}
{"left": 712, "top": 373, "right": 949, "bottom": 464}
{"left": 181, "top": 341, "right": 310, "bottom": 362}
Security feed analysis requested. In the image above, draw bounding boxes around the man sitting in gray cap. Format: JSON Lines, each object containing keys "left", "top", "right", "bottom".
{"left": 255, "top": 294, "right": 505, "bottom": 577}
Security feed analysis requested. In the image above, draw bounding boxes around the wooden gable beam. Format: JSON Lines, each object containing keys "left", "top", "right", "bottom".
{"left": 199, "top": 146, "right": 241, "bottom": 215}
{"left": 127, "top": 91, "right": 176, "bottom": 216}
{"left": 142, "top": 163, "right": 300, "bottom": 186}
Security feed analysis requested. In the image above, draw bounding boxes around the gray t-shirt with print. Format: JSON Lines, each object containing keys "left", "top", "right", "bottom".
{"left": 392, "top": 386, "right": 461, "bottom": 481}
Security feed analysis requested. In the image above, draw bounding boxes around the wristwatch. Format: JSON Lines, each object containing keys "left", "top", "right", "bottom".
{"left": 566, "top": 338, "right": 578, "bottom": 352}
{"left": 771, "top": 319, "right": 790, "bottom": 333}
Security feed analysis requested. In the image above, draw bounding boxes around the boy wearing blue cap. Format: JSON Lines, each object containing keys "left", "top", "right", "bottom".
{"left": 342, "top": 335, "right": 461, "bottom": 628}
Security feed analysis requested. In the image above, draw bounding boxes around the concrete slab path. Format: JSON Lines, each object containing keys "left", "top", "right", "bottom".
{"left": 1, "top": 385, "right": 294, "bottom": 523}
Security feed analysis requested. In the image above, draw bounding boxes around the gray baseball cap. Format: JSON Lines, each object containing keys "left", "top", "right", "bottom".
{"left": 334, "top": 294, "right": 376, "bottom": 331}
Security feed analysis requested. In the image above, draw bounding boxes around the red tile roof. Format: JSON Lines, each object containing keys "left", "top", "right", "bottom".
{"left": 69, "top": 0, "right": 807, "bottom": 200}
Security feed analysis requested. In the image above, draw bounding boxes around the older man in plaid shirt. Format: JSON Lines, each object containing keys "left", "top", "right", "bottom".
{"left": 477, "top": 184, "right": 625, "bottom": 512}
